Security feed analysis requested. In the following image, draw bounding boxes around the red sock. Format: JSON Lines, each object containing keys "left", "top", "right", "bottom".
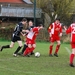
{"left": 31, "top": 47, "right": 35, "bottom": 52}
{"left": 49, "top": 45, "right": 53, "bottom": 54}
{"left": 55, "top": 45, "right": 60, "bottom": 54}
{"left": 23, "top": 47, "right": 30, "bottom": 56}
{"left": 70, "top": 54, "right": 74, "bottom": 64}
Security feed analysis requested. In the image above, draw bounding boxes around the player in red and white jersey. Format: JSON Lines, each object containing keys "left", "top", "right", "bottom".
{"left": 23, "top": 24, "right": 43, "bottom": 57}
{"left": 64, "top": 22, "right": 75, "bottom": 67}
{"left": 48, "top": 18, "right": 62, "bottom": 57}
{"left": 17, "top": 20, "right": 34, "bottom": 55}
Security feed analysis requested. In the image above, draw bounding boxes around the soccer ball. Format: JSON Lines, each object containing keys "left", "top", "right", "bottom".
{"left": 35, "top": 52, "right": 40, "bottom": 57}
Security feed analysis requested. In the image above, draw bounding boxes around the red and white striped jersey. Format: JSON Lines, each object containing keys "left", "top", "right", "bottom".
{"left": 48, "top": 22, "right": 62, "bottom": 36}
{"left": 27, "top": 27, "right": 39, "bottom": 41}
{"left": 66, "top": 23, "right": 75, "bottom": 42}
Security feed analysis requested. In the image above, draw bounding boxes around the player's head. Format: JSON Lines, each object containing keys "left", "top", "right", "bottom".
{"left": 22, "top": 18, "right": 27, "bottom": 25}
{"left": 28, "top": 20, "right": 33, "bottom": 27}
{"left": 55, "top": 17, "right": 60, "bottom": 21}
{"left": 55, "top": 17, "right": 60, "bottom": 24}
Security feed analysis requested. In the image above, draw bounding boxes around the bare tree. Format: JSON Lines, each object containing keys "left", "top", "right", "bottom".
{"left": 32, "top": 0, "right": 74, "bottom": 25}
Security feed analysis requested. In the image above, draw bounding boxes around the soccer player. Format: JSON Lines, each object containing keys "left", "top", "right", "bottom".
{"left": 17, "top": 20, "right": 34, "bottom": 55}
{"left": 48, "top": 18, "right": 62, "bottom": 57}
{"left": 0, "top": 18, "right": 27, "bottom": 56}
{"left": 23, "top": 24, "right": 43, "bottom": 57}
{"left": 64, "top": 21, "right": 75, "bottom": 67}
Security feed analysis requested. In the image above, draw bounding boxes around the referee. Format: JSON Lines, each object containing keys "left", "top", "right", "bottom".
{"left": 0, "top": 18, "right": 27, "bottom": 56}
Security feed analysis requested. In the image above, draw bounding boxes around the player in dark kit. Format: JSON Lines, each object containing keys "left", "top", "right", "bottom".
{"left": 17, "top": 20, "right": 34, "bottom": 55}
{"left": 0, "top": 18, "right": 27, "bottom": 56}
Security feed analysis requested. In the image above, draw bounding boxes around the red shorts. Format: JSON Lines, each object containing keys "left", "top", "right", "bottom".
{"left": 71, "top": 42, "right": 75, "bottom": 49}
{"left": 26, "top": 38, "right": 35, "bottom": 45}
{"left": 50, "top": 35, "right": 60, "bottom": 42}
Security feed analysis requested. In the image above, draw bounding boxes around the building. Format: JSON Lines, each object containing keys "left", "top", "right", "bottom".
{"left": 0, "top": 0, "right": 42, "bottom": 23}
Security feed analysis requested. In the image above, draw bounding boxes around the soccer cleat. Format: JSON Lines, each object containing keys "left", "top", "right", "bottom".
{"left": 13, "top": 54, "right": 17, "bottom": 57}
{"left": 69, "top": 64, "right": 75, "bottom": 67}
{"left": 49, "top": 54, "right": 53, "bottom": 57}
{"left": 23, "top": 53, "right": 30, "bottom": 57}
{"left": 0, "top": 46, "right": 1, "bottom": 51}
{"left": 26, "top": 54, "right": 30, "bottom": 57}
{"left": 30, "top": 52, "right": 34, "bottom": 55}
{"left": 54, "top": 53, "right": 58, "bottom": 57}
{"left": 17, "top": 52, "right": 22, "bottom": 55}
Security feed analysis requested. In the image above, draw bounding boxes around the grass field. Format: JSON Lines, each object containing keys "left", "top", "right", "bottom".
{"left": 0, "top": 41, "right": 75, "bottom": 75}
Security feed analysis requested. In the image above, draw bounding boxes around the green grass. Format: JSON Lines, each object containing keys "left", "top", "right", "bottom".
{"left": 0, "top": 41, "right": 75, "bottom": 75}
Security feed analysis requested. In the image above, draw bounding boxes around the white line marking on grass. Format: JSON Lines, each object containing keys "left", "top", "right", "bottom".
{"left": 65, "top": 47, "right": 71, "bottom": 54}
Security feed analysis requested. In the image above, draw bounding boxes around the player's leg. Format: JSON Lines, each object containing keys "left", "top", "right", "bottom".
{"left": 21, "top": 43, "right": 28, "bottom": 54}
{"left": 0, "top": 41, "right": 14, "bottom": 51}
{"left": 69, "top": 43, "right": 75, "bottom": 67}
{"left": 30, "top": 44, "right": 36, "bottom": 53}
{"left": 49, "top": 42, "right": 54, "bottom": 56}
{"left": 13, "top": 41, "right": 23, "bottom": 56}
{"left": 17, "top": 43, "right": 28, "bottom": 55}
{"left": 49, "top": 37, "right": 54, "bottom": 56}
{"left": 30, "top": 41, "right": 36, "bottom": 55}
{"left": 23, "top": 44, "right": 32, "bottom": 57}
{"left": 54, "top": 40, "right": 61, "bottom": 57}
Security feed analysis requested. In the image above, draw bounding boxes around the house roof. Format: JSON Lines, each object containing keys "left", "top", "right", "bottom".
{"left": 0, "top": 0, "right": 25, "bottom": 4}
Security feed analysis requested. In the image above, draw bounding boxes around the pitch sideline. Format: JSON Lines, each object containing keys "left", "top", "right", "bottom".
{"left": 65, "top": 47, "right": 71, "bottom": 54}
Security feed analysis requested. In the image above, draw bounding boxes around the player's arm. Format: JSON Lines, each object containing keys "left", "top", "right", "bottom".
{"left": 32, "top": 27, "right": 38, "bottom": 32}
{"left": 22, "top": 29, "right": 29, "bottom": 33}
{"left": 21, "top": 29, "right": 30, "bottom": 36}
{"left": 66, "top": 26, "right": 71, "bottom": 34}
{"left": 48, "top": 24, "right": 53, "bottom": 37}
{"left": 64, "top": 26, "right": 71, "bottom": 34}
{"left": 48, "top": 24, "right": 52, "bottom": 33}
{"left": 20, "top": 32, "right": 25, "bottom": 36}
{"left": 19, "top": 25, "right": 25, "bottom": 36}
{"left": 59, "top": 26, "right": 62, "bottom": 37}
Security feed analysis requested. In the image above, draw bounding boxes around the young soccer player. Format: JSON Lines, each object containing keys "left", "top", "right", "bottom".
{"left": 23, "top": 24, "right": 43, "bottom": 57}
{"left": 0, "top": 18, "right": 27, "bottom": 56}
{"left": 48, "top": 18, "right": 62, "bottom": 57}
{"left": 64, "top": 21, "right": 75, "bottom": 67}
{"left": 17, "top": 20, "right": 34, "bottom": 55}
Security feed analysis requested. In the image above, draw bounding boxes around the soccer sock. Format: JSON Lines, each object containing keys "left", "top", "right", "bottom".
{"left": 49, "top": 45, "right": 53, "bottom": 54}
{"left": 1, "top": 45, "right": 10, "bottom": 51}
{"left": 30, "top": 47, "right": 35, "bottom": 53}
{"left": 14, "top": 46, "right": 22, "bottom": 54}
{"left": 22, "top": 44, "right": 28, "bottom": 54}
{"left": 70, "top": 54, "right": 74, "bottom": 64}
{"left": 55, "top": 45, "right": 60, "bottom": 54}
{"left": 23, "top": 47, "right": 30, "bottom": 56}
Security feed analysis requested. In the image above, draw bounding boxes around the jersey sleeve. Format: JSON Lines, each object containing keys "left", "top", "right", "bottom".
{"left": 48, "top": 24, "right": 53, "bottom": 33}
{"left": 19, "top": 25, "right": 23, "bottom": 32}
{"left": 66, "top": 26, "right": 71, "bottom": 34}
{"left": 32, "top": 27, "right": 38, "bottom": 32}
{"left": 60, "top": 25, "right": 62, "bottom": 33}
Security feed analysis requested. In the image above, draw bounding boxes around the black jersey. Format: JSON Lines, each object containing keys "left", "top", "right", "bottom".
{"left": 13, "top": 22, "right": 23, "bottom": 37}
{"left": 27, "top": 26, "right": 34, "bottom": 31}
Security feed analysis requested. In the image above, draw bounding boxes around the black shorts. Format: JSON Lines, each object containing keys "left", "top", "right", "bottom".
{"left": 11, "top": 35, "right": 21, "bottom": 42}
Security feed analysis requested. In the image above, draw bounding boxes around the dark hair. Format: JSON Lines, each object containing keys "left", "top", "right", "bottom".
{"left": 55, "top": 17, "right": 60, "bottom": 21}
{"left": 22, "top": 18, "right": 27, "bottom": 22}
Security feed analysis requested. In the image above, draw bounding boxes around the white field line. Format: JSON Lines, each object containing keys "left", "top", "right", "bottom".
{"left": 65, "top": 47, "right": 71, "bottom": 54}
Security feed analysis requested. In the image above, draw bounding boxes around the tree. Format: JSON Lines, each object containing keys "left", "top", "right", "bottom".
{"left": 31, "top": 0, "right": 74, "bottom": 25}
